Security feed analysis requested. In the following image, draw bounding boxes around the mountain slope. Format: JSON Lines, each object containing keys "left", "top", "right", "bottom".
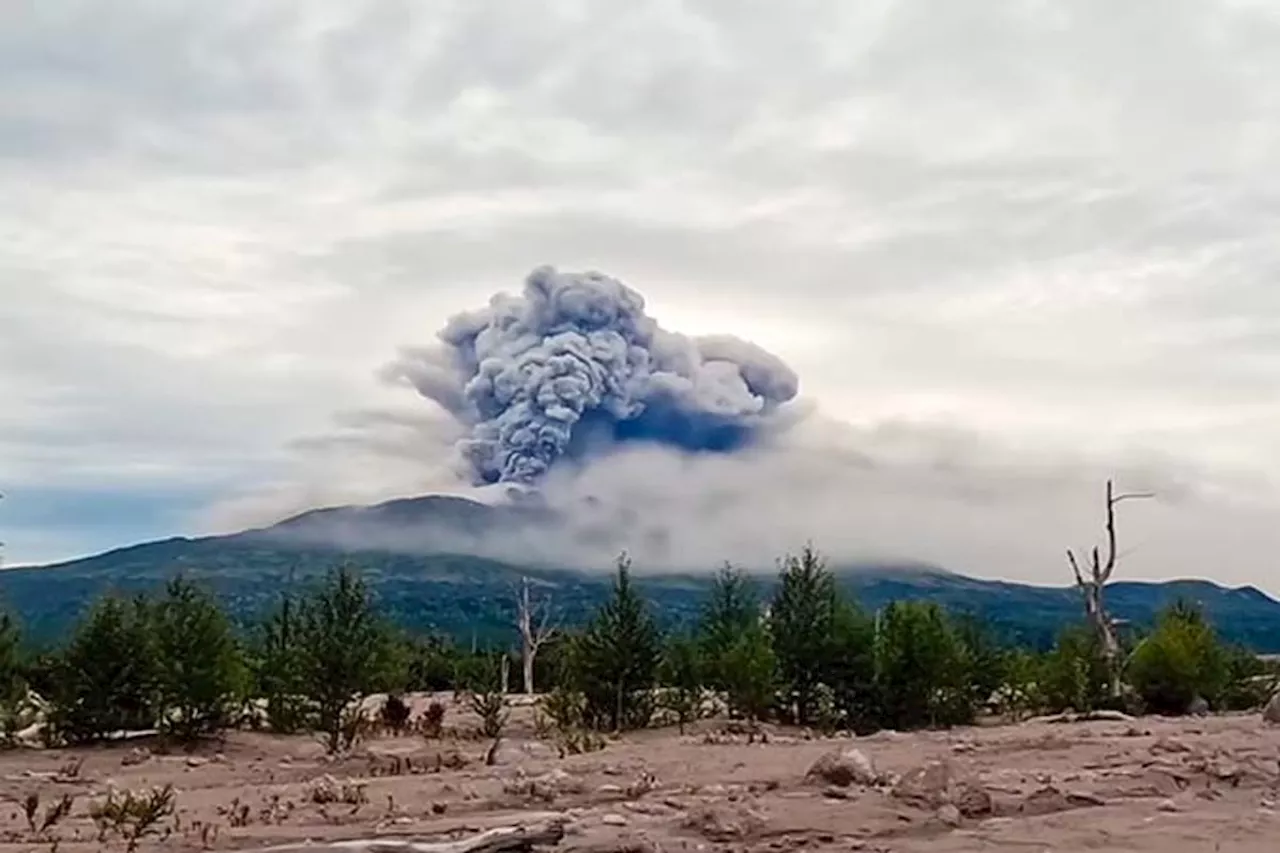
{"left": 5, "top": 495, "right": 1280, "bottom": 651}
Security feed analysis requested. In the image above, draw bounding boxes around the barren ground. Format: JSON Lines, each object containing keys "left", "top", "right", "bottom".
{"left": 2, "top": 697, "right": 1278, "bottom": 853}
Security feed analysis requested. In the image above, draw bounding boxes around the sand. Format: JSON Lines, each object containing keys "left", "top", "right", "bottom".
{"left": 1, "top": 697, "right": 1277, "bottom": 853}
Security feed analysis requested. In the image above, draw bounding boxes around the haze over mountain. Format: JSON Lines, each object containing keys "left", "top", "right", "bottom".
{"left": 2, "top": 2, "right": 1279, "bottom": 592}
{"left": 7, "top": 493, "right": 1280, "bottom": 654}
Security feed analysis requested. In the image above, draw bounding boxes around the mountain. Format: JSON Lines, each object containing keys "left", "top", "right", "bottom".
{"left": 5, "top": 495, "right": 1280, "bottom": 651}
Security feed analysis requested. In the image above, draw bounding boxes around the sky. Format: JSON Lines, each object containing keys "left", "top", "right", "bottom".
{"left": 2, "top": 0, "right": 1279, "bottom": 587}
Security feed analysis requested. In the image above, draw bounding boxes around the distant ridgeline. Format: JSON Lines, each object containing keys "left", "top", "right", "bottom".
{"left": 4, "top": 529, "right": 1280, "bottom": 652}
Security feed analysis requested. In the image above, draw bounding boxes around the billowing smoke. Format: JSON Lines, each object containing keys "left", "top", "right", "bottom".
{"left": 385, "top": 266, "right": 800, "bottom": 485}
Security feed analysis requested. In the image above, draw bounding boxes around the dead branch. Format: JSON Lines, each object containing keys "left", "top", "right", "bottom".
{"left": 237, "top": 816, "right": 568, "bottom": 853}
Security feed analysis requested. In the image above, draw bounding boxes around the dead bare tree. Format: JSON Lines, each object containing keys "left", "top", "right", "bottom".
{"left": 1066, "top": 479, "right": 1154, "bottom": 698}
{"left": 515, "top": 576, "right": 556, "bottom": 695}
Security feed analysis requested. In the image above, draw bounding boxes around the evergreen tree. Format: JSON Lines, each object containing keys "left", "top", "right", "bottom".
{"left": 720, "top": 623, "right": 777, "bottom": 735}
{"left": 297, "top": 565, "right": 392, "bottom": 752}
{"left": 152, "top": 576, "right": 245, "bottom": 741}
{"left": 874, "top": 600, "right": 971, "bottom": 729}
{"left": 256, "top": 591, "right": 308, "bottom": 733}
{"left": 826, "top": 598, "right": 878, "bottom": 732}
{"left": 0, "top": 610, "right": 24, "bottom": 706}
{"left": 572, "top": 554, "right": 661, "bottom": 731}
{"left": 48, "top": 595, "right": 159, "bottom": 744}
{"left": 698, "top": 564, "right": 760, "bottom": 686}
{"left": 658, "top": 633, "right": 704, "bottom": 732}
{"left": 769, "top": 545, "right": 838, "bottom": 725}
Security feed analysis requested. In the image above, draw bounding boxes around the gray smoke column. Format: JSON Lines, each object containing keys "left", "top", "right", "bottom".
{"left": 386, "top": 266, "right": 801, "bottom": 485}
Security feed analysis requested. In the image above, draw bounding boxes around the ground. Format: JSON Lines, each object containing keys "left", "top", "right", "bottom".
{"left": 1, "top": 698, "right": 1278, "bottom": 853}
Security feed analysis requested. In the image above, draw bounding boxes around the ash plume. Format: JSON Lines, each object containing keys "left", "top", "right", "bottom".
{"left": 385, "top": 266, "right": 801, "bottom": 484}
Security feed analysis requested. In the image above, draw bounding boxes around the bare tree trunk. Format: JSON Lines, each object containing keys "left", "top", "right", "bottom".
{"left": 1067, "top": 479, "right": 1154, "bottom": 698}
{"left": 515, "top": 576, "right": 555, "bottom": 695}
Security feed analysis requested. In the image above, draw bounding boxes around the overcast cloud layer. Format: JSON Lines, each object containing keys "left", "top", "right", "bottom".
{"left": 2, "top": 1, "right": 1279, "bottom": 588}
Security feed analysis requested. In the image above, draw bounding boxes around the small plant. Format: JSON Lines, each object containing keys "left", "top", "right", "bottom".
{"left": 380, "top": 694, "right": 412, "bottom": 736}
{"left": 89, "top": 784, "right": 177, "bottom": 853}
{"left": 469, "top": 690, "right": 508, "bottom": 739}
{"left": 23, "top": 791, "right": 74, "bottom": 838}
{"left": 540, "top": 687, "right": 585, "bottom": 732}
{"left": 418, "top": 700, "right": 446, "bottom": 739}
{"left": 217, "top": 797, "right": 252, "bottom": 828}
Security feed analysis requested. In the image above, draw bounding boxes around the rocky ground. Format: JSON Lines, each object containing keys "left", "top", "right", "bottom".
{"left": 0, "top": 700, "right": 1278, "bottom": 853}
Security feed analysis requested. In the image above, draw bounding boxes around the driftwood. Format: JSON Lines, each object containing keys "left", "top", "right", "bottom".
{"left": 237, "top": 817, "right": 568, "bottom": 853}
{"left": 1024, "top": 709, "right": 1136, "bottom": 725}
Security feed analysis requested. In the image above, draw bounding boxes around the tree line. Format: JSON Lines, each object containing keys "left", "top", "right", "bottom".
{"left": 0, "top": 545, "right": 1271, "bottom": 753}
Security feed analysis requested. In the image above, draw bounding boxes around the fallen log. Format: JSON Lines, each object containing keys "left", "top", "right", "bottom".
{"left": 236, "top": 817, "right": 569, "bottom": 853}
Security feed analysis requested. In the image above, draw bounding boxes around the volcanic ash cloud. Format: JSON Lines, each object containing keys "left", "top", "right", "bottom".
{"left": 385, "top": 265, "right": 801, "bottom": 485}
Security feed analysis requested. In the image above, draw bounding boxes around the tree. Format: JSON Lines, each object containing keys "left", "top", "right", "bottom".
{"left": 296, "top": 565, "right": 392, "bottom": 753}
{"left": 1127, "top": 601, "right": 1229, "bottom": 715}
{"left": 152, "top": 576, "right": 246, "bottom": 742}
{"left": 720, "top": 624, "right": 776, "bottom": 737}
{"left": 571, "top": 554, "right": 661, "bottom": 731}
{"left": 1066, "top": 480, "right": 1153, "bottom": 697}
{"left": 1039, "top": 625, "right": 1111, "bottom": 713}
{"left": 769, "top": 545, "right": 838, "bottom": 725}
{"left": 698, "top": 564, "right": 760, "bottom": 685}
{"left": 515, "top": 576, "right": 556, "bottom": 695}
{"left": 48, "top": 596, "right": 159, "bottom": 744}
{"left": 0, "top": 609, "right": 24, "bottom": 707}
{"left": 658, "top": 634, "right": 704, "bottom": 733}
{"left": 873, "top": 601, "right": 971, "bottom": 729}
{"left": 255, "top": 591, "right": 308, "bottom": 733}
{"left": 825, "top": 599, "right": 877, "bottom": 733}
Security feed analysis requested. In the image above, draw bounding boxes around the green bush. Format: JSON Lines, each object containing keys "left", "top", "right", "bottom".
{"left": 48, "top": 596, "right": 160, "bottom": 744}
{"left": 1039, "top": 626, "right": 1111, "bottom": 714}
{"left": 1127, "top": 603, "right": 1228, "bottom": 715}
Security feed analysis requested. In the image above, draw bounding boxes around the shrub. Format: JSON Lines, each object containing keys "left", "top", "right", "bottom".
{"left": 380, "top": 694, "right": 412, "bottom": 735}
{"left": 419, "top": 700, "right": 446, "bottom": 739}
{"left": 1039, "top": 625, "right": 1111, "bottom": 714}
{"left": 1127, "top": 603, "right": 1229, "bottom": 715}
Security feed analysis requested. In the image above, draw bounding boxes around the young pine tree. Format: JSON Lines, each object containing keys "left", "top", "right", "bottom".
{"left": 152, "top": 576, "right": 245, "bottom": 742}
{"left": 658, "top": 634, "right": 704, "bottom": 733}
{"left": 573, "top": 554, "right": 661, "bottom": 732}
{"left": 297, "top": 565, "right": 392, "bottom": 753}
{"left": 720, "top": 624, "right": 777, "bottom": 736}
{"left": 48, "top": 595, "right": 159, "bottom": 744}
{"left": 769, "top": 545, "right": 839, "bottom": 725}
{"left": 256, "top": 591, "right": 308, "bottom": 733}
{"left": 698, "top": 564, "right": 760, "bottom": 687}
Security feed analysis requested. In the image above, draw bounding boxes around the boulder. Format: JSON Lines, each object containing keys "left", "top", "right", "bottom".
{"left": 891, "top": 758, "right": 992, "bottom": 818}
{"left": 1262, "top": 692, "right": 1280, "bottom": 724}
{"left": 1187, "top": 695, "right": 1210, "bottom": 717}
{"left": 805, "top": 748, "right": 879, "bottom": 788}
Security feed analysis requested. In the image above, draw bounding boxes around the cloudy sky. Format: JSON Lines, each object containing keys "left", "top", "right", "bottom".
{"left": 2, "top": 0, "right": 1279, "bottom": 587}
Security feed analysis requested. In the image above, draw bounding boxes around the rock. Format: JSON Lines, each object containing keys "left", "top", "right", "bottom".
{"left": 1157, "top": 798, "right": 1183, "bottom": 813}
{"left": 1066, "top": 791, "right": 1107, "bottom": 807}
{"left": 936, "top": 804, "right": 962, "bottom": 827}
{"left": 805, "top": 748, "right": 879, "bottom": 788}
{"left": 1187, "top": 695, "right": 1210, "bottom": 716}
{"left": 601, "top": 814, "right": 629, "bottom": 827}
{"left": 1019, "top": 786, "right": 1072, "bottom": 817}
{"left": 121, "top": 748, "right": 151, "bottom": 767}
{"left": 185, "top": 756, "right": 208, "bottom": 768}
{"left": 951, "top": 780, "right": 994, "bottom": 818}
{"left": 680, "top": 804, "right": 767, "bottom": 842}
{"left": 887, "top": 758, "right": 993, "bottom": 817}
{"left": 1263, "top": 693, "right": 1280, "bottom": 724}
{"left": 1151, "top": 736, "right": 1192, "bottom": 754}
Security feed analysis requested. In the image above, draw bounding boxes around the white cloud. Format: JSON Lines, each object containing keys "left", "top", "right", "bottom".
{"left": 1, "top": 0, "right": 1278, "bottom": 584}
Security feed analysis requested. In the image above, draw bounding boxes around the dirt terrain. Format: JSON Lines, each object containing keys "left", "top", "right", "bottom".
{"left": 1, "top": 698, "right": 1278, "bottom": 853}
